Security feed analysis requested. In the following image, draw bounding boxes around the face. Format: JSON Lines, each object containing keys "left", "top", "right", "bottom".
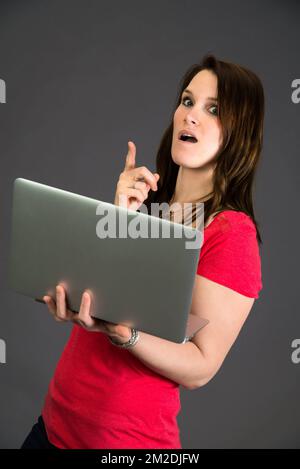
{"left": 171, "top": 69, "right": 223, "bottom": 169}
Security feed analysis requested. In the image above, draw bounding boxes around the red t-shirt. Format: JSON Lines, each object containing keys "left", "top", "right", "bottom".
{"left": 42, "top": 210, "right": 262, "bottom": 449}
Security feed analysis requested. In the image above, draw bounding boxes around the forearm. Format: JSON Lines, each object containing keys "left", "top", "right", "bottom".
{"left": 127, "top": 330, "right": 211, "bottom": 390}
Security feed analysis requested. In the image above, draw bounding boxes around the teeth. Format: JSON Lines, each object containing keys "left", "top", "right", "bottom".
{"left": 181, "top": 133, "right": 197, "bottom": 139}
{"left": 180, "top": 133, "right": 197, "bottom": 142}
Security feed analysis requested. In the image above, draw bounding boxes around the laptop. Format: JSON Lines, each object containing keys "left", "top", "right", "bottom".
{"left": 8, "top": 178, "right": 209, "bottom": 343}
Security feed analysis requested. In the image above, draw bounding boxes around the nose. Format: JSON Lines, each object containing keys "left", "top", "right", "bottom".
{"left": 184, "top": 111, "right": 198, "bottom": 126}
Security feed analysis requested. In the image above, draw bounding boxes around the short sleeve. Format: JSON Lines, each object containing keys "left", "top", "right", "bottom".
{"left": 197, "top": 212, "right": 263, "bottom": 298}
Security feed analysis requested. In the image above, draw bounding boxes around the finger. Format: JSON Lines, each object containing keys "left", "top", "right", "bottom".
{"left": 127, "top": 199, "right": 141, "bottom": 211}
{"left": 114, "top": 323, "right": 132, "bottom": 339}
{"left": 114, "top": 189, "right": 144, "bottom": 208}
{"left": 43, "top": 295, "right": 56, "bottom": 315}
{"left": 43, "top": 295, "right": 64, "bottom": 322}
{"left": 116, "top": 192, "right": 129, "bottom": 208}
{"left": 55, "top": 285, "right": 69, "bottom": 321}
{"left": 124, "top": 188, "right": 145, "bottom": 205}
{"left": 132, "top": 181, "right": 148, "bottom": 199}
{"left": 138, "top": 174, "right": 159, "bottom": 191}
{"left": 134, "top": 167, "right": 158, "bottom": 191}
{"left": 76, "top": 291, "right": 95, "bottom": 328}
{"left": 146, "top": 173, "right": 159, "bottom": 191}
{"left": 99, "top": 320, "right": 117, "bottom": 336}
{"left": 124, "top": 141, "right": 136, "bottom": 172}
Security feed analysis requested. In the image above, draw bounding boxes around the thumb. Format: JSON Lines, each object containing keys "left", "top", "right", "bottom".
{"left": 124, "top": 140, "right": 136, "bottom": 171}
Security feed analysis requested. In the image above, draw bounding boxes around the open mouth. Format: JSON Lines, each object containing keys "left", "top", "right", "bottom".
{"left": 179, "top": 135, "right": 198, "bottom": 143}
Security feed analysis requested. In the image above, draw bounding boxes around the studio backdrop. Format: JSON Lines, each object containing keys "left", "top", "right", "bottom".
{"left": 0, "top": 0, "right": 299, "bottom": 449}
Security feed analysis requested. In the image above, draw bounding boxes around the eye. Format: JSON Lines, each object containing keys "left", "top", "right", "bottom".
{"left": 208, "top": 104, "right": 218, "bottom": 116}
{"left": 181, "top": 96, "right": 192, "bottom": 107}
{"left": 181, "top": 96, "right": 219, "bottom": 116}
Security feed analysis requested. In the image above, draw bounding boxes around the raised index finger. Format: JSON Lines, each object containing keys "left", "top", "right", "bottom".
{"left": 123, "top": 141, "right": 136, "bottom": 171}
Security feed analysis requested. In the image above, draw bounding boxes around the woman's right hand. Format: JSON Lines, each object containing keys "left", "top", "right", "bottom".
{"left": 43, "top": 285, "right": 132, "bottom": 339}
{"left": 114, "top": 141, "right": 160, "bottom": 211}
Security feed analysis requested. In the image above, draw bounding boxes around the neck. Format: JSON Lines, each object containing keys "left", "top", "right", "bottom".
{"left": 170, "top": 164, "right": 214, "bottom": 206}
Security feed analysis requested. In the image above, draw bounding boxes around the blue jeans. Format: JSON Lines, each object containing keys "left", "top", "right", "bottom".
{"left": 21, "top": 415, "right": 59, "bottom": 449}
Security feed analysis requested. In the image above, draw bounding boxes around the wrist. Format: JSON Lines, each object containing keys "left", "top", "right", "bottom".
{"left": 110, "top": 333, "right": 131, "bottom": 345}
{"left": 108, "top": 328, "right": 140, "bottom": 349}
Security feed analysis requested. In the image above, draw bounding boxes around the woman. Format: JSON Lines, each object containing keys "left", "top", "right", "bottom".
{"left": 21, "top": 53, "right": 264, "bottom": 449}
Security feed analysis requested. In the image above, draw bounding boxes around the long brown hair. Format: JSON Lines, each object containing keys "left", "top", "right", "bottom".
{"left": 144, "top": 53, "right": 264, "bottom": 244}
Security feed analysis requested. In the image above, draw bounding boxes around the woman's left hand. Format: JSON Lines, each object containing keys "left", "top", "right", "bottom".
{"left": 43, "top": 284, "right": 132, "bottom": 344}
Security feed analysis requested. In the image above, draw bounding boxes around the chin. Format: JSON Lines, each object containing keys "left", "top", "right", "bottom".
{"left": 172, "top": 144, "right": 218, "bottom": 169}
{"left": 171, "top": 151, "right": 204, "bottom": 168}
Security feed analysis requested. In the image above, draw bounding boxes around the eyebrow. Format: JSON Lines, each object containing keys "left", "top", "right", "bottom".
{"left": 182, "top": 88, "right": 218, "bottom": 102}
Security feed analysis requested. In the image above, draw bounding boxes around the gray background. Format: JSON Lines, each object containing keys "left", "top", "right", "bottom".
{"left": 0, "top": 0, "right": 299, "bottom": 449}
